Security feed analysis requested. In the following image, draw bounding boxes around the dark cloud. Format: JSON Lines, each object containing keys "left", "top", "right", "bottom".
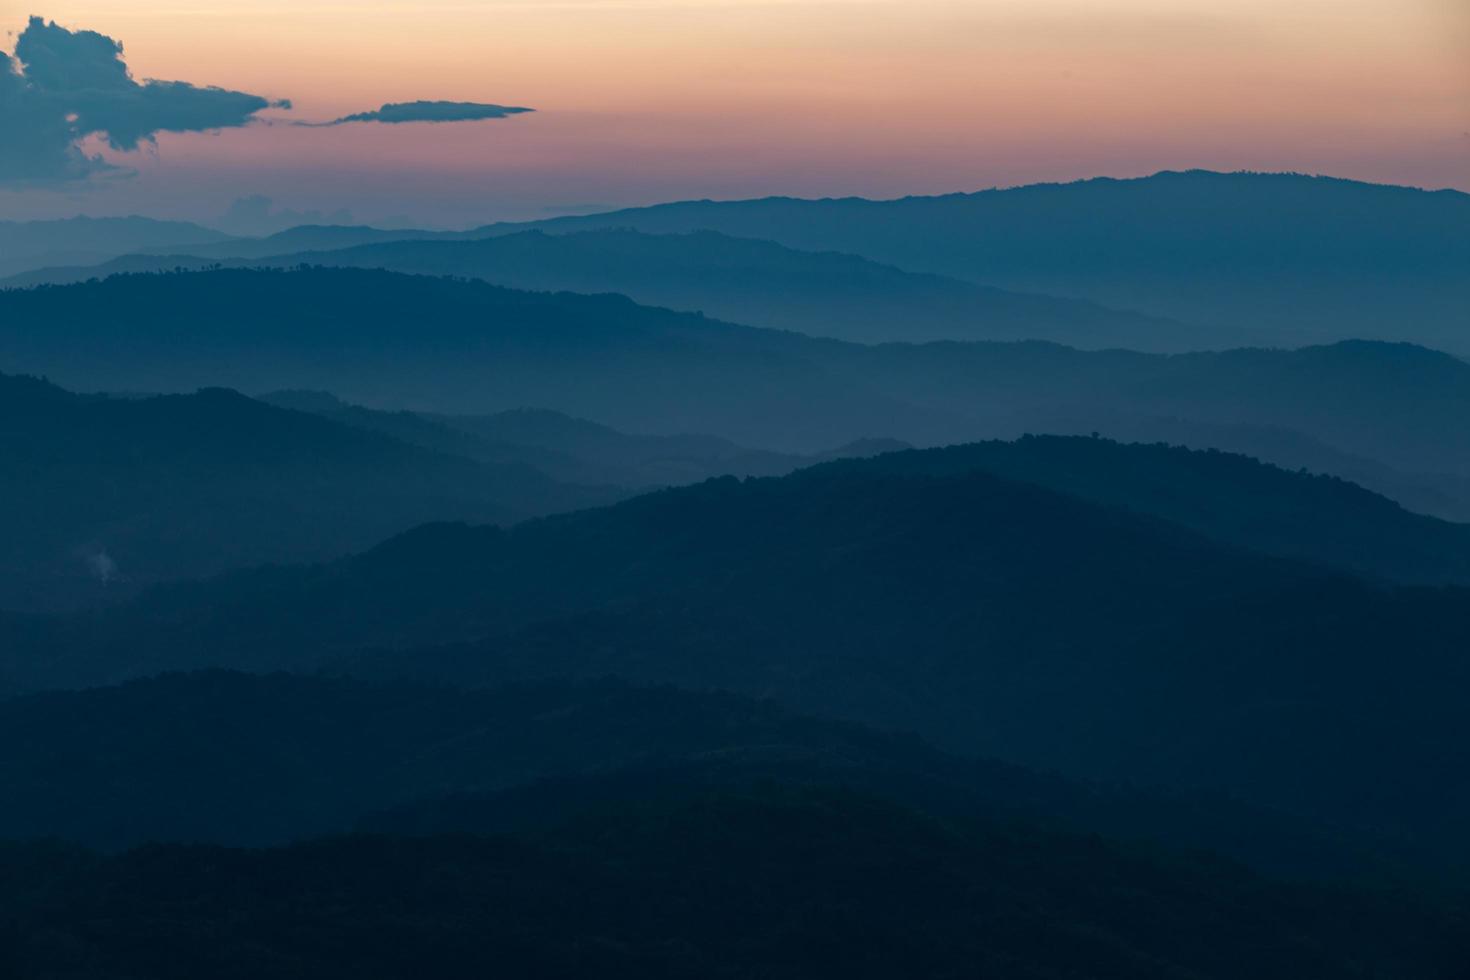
{"left": 321, "top": 101, "right": 534, "bottom": 126}
{"left": 1, "top": 17, "right": 284, "bottom": 184}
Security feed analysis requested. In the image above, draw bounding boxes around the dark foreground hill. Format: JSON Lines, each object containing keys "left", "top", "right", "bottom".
{"left": 3, "top": 229, "right": 1209, "bottom": 350}
{"left": 842, "top": 436, "right": 1470, "bottom": 586}
{"left": 6, "top": 445, "right": 1469, "bottom": 869}
{"left": 1031, "top": 413, "right": 1470, "bottom": 523}
{"left": 476, "top": 170, "right": 1470, "bottom": 353}
{"left": 0, "top": 452, "right": 1324, "bottom": 685}
{"left": 0, "top": 373, "right": 611, "bottom": 611}
{"left": 0, "top": 670, "right": 1409, "bottom": 883}
{"left": 4, "top": 783, "right": 1464, "bottom": 980}
{"left": 2, "top": 268, "right": 1468, "bottom": 480}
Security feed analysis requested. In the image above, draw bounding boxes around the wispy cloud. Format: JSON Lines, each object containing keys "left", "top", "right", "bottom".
{"left": 306, "top": 100, "right": 534, "bottom": 127}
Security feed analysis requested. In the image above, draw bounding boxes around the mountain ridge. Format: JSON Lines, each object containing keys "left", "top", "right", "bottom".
{"left": 3, "top": 443, "right": 1469, "bottom": 871}
{"left": 463, "top": 170, "right": 1470, "bottom": 352}
{"left": 2, "top": 267, "right": 1467, "bottom": 478}
{"left": 0, "top": 228, "right": 1219, "bottom": 351}
{"left": 0, "top": 371, "right": 615, "bottom": 611}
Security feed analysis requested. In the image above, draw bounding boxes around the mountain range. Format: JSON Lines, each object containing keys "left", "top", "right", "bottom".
{"left": 473, "top": 170, "right": 1470, "bottom": 354}
{"left": 6, "top": 775, "right": 1462, "bottom": 979}
{"left": 0, "top": 670, "right": 1397, "bottom": 876}
{"left": 3, "top": 268, "right": 1468, "bottom": 481}
{"left": 5, "top": 171, "right": 1465, "bottom": 352}
{"left": 6, "top": 440, "right": 1469, "bottom": 877}
{"left": 0, "top": 372, "right": 613, "bottom": 610}
{"left": 3, "top": 168, "right": 1468, "bottom": 976}
{"left": 0, "top": 216, "right": 232, "bottom": 279}
{"left": 257, "top": 389, "right": 864, "bottom": 489}
{"left": 3, "top": 671, "right": 1466, "bottom": 979}
{"left": 1, "top": 229, "right": 1211, "bottom": 351}
{"left": 0, "top": 369, "right": 914, "bottom": 611}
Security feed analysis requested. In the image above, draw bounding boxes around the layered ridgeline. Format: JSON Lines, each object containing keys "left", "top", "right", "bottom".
{"left": 5, "top": 779, "right": 1463, "bottom": 979}
{"left": 0, "top": 216, "right": 233, "bottom": 279}
{"left": 257, "top": 389, "right": 879, "bottom": 490}
{"left": 0, "top": 369, "right": 907, "bottom": 612}
{"left": 6, "top": 441, "right": 1469, "bottom": 876}
{"left": 0, "top": 671, "right": 1402, "bottom": 879}
{"left": 820, "top": 437, "right": 1470, "bottom": 585}
{"left": 0, "top": 373, "right": 616, "bottom": 611}
{"left": 7, "top": 171, "right": 1463, "bottom": 351}
{"left": 1, "top": 268, "right": 1467, "bottom": 496}
{"left": 1, "top": 230, "right": 1206, "bottom": 351}
{"left": 261, "top": 391, "right": 1470, "bottom": 523}
{"left": 0, "top": 675, "right": 1463, "bottom": 977}
{"left": 5, "top": 177, "right": 1466, "bottom": 980}
{"left": 472, "top": 170, "right": 1470, "bottom": 354}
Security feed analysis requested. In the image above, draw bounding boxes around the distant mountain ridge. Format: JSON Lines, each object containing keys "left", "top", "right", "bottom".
{"left": 144, "top": 222, "right": 442, "bottom": 259}
{"left": 464, "top": 170, "right": 1469, "bottom": 352}
{"left": 1, "top": 267, "right": 1466, "bottom": 482}
{"left": 0, "top": 216, "right": 235, "bottom": 279}
{"left": 8, "top": 170, "right": 1463, "bottom": 350}
{"left": 3, "top": 229, "right": 1217, "bottom": 351}
{"left": 260, "top": 389, "right": 901, "bottom": 488}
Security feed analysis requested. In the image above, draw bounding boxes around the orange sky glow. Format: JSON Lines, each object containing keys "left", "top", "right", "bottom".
{"left": 4, "top": 0, "right": 1467, "bottom": 224}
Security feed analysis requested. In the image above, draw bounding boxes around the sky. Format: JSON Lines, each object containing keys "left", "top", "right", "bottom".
{"left": 2, "top": 0, "right": 1467, "bottom": 228}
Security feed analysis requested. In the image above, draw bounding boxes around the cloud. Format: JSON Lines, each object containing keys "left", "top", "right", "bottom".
{"left": 318, "top": 100, "right": 534, "bottom": 126}
{"left": 0, "top": 16, "right": 284, "bottom": 185}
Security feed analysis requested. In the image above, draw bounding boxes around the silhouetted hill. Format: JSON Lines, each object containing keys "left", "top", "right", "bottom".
{"left": 8, "top": 229, "right": 1212, "bottom": 350}
{"left": 844, "top": 436, "right": 1470, "bottom": 585}
{"left": 0, "top": 216, "right": 235, "bottom": 278}
{"left": 226, "top": 407, "right": 1470, "bottom": 585}
{"left": 0, "top": 458, "right": 1314, "bottom": 685}
{"left": 0, "top": 373, "right": 611, "bottom": 611}
{"left": 338, "top": 582, "right": 1470, "bottom": 875}
{"left": 1027, "top": 413, "right": 1470, "bottom": 523}
{"left": 0, "top": 670, "right": 1416, "bottom": 884}
{"left": 475, "top": 171, "right": 1470, "bottom": 352}
{"left": 5, "top": 785, "right": 1464, "bottom": 980}
{"left": 7, "top": 450, "right": 1470, "bottom": 864}
{"left": 2, "top": 268, "right": 1468, "bottom": 478}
